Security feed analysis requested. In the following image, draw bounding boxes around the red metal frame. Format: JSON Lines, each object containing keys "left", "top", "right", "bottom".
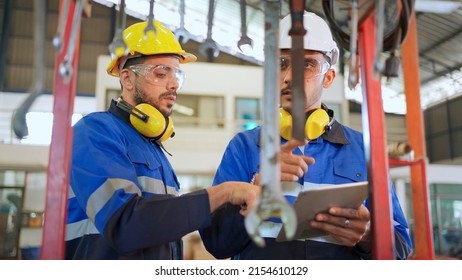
{"left": 358, "top": 6, "right": 434, "bottom": 260}
{"left": 358, "top": 13, "right": 395, "bottom": 259}
{"left": 389, "top": 157, "right": 433, "bottom": 259}
{"left": 400, "top": 12, "right": 435, "bottom": 260}
{"left": 40, "top": 0, "right": 81, "bottom": 259}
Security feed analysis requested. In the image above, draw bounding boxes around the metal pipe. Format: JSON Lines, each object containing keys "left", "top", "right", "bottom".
{"left": 0, "top": 0, "right": 12, "bottom": 90}
{"left": 11, "top": 0, "right": 47, "bottom": 139}
{"left": 288, "top": 0, "right": 307, "bottom": 141}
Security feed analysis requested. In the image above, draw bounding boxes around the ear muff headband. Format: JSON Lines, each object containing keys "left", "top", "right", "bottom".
{"left": 279, "top": 108, "right": 332, "bottom": 140}
{"left": 116, "top": 98, "right": 175, "bottom": 141}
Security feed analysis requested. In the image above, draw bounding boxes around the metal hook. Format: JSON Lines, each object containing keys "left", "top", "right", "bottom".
{"left": 237, "top": 0, "right": 254, "bottom": 52}
{"left": 348, "top": 0, "right": 359, "bottom": 90}
{"left": 59, "top": 0, "right": 84, "bottom": 84}
{"left": 374, "top": 0, "right": 386, "bottom": 78}
{"left": 174, "top": 0, "right": 191, "bottom": 44}
{"left": 144, "top": 0, "right": 157, "bottom": 38}
{"left": 52, "top": 0, "right": 70, "bottom": 52}
{"left": 199, "top": 0, "right": 220, "bottom": 59}
{"left": 108, "top": 0, "right": 127, "bottom": 59}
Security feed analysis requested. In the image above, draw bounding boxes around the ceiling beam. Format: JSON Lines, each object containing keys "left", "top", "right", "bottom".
{"left": 421, "top": 61, "right": 462, "bottom": 85}
{"left": 419, "top": 25, "right": 462, "bottom": 55}
{"left": 420, "top": 53, "right": 453, "bottom": 73}
{"left": 416, "top": 22, "right": 462, "bottom": 85}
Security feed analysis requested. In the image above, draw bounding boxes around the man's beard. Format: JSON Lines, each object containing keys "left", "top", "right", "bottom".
{"left": 133, "top": 83, "right": 150, "bottom": 105}
{"left": 133, "top": 82, "right": 176, "bottom": 115}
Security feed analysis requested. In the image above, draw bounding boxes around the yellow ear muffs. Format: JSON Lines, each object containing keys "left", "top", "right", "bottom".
{"left": 279, "top": 108, "right": 294, "bottom": 141}
{"left": 279, "top": 108, "right": 330, "bottom": 140}
{"left": 116, "top": 99, "right": 175, "bottom": 141}
{"left": 157, "top": 117, "right": 175, "bottom": 142}
{"left": 305, "top": 109, "right": 330, "bottom": 140}
{"left": 129, "top": 103, "right": 165, "bottom": 138}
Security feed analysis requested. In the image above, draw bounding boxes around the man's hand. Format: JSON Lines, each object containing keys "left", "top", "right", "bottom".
{"left": 206, "top": 182, "right": 261, "bottom": 216}
{"left": 253, "top": 139, "right": 315, "bottom": 185}
{"left": 309, "top": 204, "right": 371, "bottom": 250}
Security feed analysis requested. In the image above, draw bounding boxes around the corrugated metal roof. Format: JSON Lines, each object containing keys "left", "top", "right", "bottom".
{"left": 309, "top": 0, "right": 462, "bottom": 109}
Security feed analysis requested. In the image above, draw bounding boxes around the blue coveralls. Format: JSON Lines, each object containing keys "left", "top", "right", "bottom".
{"left": 200, "top": 118, "right": 413, "bottom": 260}
{"left": 65, "top": 100, "right": 211, "bottom": 259}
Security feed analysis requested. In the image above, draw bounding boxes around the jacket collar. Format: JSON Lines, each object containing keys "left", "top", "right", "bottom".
{"left": 108, "top": 99, "right": 131, "bottom": 125}
{"left": 319, "top": 103, "right": 350, "bottom": 145}
{"left": 319, "top": 120, "right": 350, "bottom": 145}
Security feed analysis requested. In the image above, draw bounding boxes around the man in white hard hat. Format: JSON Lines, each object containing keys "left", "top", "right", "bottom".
{"left": 200, "top": 12, "right": 412, "bottom": 259}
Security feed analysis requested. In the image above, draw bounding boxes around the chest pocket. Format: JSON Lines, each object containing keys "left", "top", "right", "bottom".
{"left": 127, "top": 145, "right": 160, "bottom": 172}
{"left": 127, "top": 144, "right": 180, "bottom": 196}
{"left": 333, "top": 159, "right": 367, "bottom": 183}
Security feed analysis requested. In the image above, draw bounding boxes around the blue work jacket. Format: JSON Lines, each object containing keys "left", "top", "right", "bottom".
{"left": 65, "top": 100, "right": 211, "bottom": 259}
{"left": 200, "top": 120, "right": 412, "bottom": 260}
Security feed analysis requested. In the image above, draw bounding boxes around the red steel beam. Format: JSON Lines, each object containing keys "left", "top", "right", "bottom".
{"left": 401, "top": 12, "right": 435, "bottom": 260}
{"left": 40, "top": 0, "right": 81, "bottom": 259}
{"left": 358, "top": 13, "right": 395, "bottom": 259}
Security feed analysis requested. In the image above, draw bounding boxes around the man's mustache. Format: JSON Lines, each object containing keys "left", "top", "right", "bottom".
{"left": 160, "top": 91, "right": 177, "bottom": 98}
{"left": 281, "top": 86, "right": 291, "bottom": 95}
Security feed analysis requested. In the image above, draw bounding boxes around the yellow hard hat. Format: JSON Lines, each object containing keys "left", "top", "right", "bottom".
{"left": 107, "top": 21, "right": 197, "bottom": 77}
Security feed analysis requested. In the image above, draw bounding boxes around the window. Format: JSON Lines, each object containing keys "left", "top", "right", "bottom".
{"left": 235, "top": 97, "right": 261, "bottom": 132}
{"left": 406, "top": 183, "right": 462, "bottom": 259}
{"left": 0, "top": 170, "right": 25, "bottom": 259}
{"left": 172, "top": 94, "right": 225, "bottom": 128}
{"left": 324, "top": 102, "right": 342, "bottom": 123}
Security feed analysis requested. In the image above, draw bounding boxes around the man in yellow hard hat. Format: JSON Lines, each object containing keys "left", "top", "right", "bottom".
{"left": 65, "top": 21, "right": 260, "bottom": 260}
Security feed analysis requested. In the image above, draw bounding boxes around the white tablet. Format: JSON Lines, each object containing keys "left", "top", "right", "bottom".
{"left": 276, "top": 181, "right": 368, "bottom": 242}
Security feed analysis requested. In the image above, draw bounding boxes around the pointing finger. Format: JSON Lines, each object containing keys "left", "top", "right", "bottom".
{"left": 281, "top": 139, "right": 308, "bottom": 153}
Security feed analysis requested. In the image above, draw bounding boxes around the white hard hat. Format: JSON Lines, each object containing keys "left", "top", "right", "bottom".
{"left": 279, "top": 11, "right": 339, "bottom": 65}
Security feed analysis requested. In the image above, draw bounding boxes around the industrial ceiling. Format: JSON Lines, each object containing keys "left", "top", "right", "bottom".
{"left": 93, "top": 0, "right": 462, "bottom": 113}
{"left": 1, "top": 0, "right": 461, "bottom": 113}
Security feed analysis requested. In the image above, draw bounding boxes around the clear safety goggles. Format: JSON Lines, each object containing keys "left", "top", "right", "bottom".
{"left": 280, "top": 56, "right": 330, "bottom": 79}
{"left": 128, "top": 64, "right": 185, "bottom": 90}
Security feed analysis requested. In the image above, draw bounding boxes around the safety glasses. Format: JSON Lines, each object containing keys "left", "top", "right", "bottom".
{"left": 128, "top": 64, "right": 185, "bottom": 90}
{"left": 280, "top": 56, "right": 330, "bottom": 79}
